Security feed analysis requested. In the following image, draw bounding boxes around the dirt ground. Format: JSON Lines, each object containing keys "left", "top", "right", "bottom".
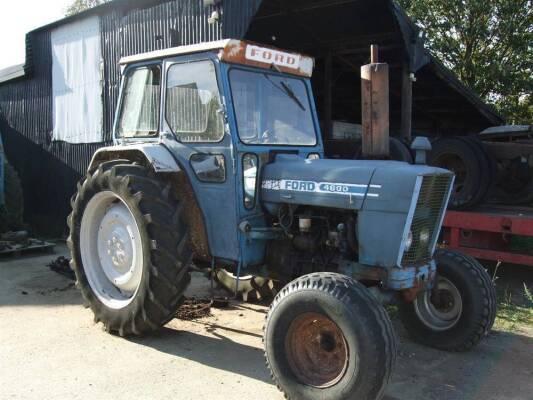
{"left": 1, "top": 244, "right": 532, "bottom": 400}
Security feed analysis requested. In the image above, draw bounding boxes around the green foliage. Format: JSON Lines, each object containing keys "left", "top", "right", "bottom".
{"left": 65, "top": 0, "right": 110, "bottom": 17}
{"left": 398, "top": 0, "right": 533, "bottom": 124}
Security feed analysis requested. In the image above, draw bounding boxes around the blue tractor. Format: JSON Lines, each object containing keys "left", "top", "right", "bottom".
{"left": 68, "top": 40, "right": 496, "bottom": 400}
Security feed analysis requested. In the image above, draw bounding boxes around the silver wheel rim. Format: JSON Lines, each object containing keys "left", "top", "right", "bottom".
{"left": 80, "top": 191, "right": 144, "bottom": 309}
{"left": 414, "top": 276, "right": 463, "bottom": 331}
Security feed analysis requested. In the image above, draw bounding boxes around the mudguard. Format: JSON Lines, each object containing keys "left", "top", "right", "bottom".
{"left": 88, "top": 144, "right": 181, "bottom": 173}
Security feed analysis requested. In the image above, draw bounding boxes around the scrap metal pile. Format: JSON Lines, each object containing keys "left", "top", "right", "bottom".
{"left": 0, "top": 231, "right": 54, "bottom": 256}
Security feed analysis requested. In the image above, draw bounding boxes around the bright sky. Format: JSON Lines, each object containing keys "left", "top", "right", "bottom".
{"left": 0, "top": 0, "right": 71, "bottom": 70}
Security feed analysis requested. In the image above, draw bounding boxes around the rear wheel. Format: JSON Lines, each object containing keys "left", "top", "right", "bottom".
{"left": 264, "top": 272, "right": 396, "bottom": 400}
{"left": 399, "top": 250, "right": 496, "bottom": 352}
{"left": 458, "top": 136, "right": 492, "bottom": 205}
{"left": 428, "top": 137, "right": 483, "bottom": 209}
{"left": 67, "top": 161, "right": 192, "bottom": 336}
{"left": 389, "top": 137, "right": 414, "bottom": 163}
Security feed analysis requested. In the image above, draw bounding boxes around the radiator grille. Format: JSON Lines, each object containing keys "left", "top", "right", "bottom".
{"left": 401, "top": 174, "right": 453, "bottom": 266}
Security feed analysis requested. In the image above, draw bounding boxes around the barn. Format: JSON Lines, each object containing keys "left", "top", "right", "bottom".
{"left": 0, "top": 0, "right": 503, "bottom": 233}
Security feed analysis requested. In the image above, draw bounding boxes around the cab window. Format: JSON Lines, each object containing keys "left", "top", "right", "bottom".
{"left": 117, "top": 65, "right": 161, "bottom": 138}
{"left": 165, "top": 60, "right": 224, "bottom": 142}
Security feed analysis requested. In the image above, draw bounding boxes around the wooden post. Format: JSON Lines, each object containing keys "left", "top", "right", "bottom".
{"left": 361, "top": 45, "right": 389, "bottom": 158}
{"left": 401, "top": 63, "right": 413, "bottom": 142}
{"left": 324, "top": 53, "right": 333, "bottom": 139}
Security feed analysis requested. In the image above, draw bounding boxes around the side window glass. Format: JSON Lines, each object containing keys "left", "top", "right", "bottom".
{"left": 243, "top": 153, "right": 258, "bottom": 209}
{"left": 165, "top": 61, "right": 224, "bottom": 142}
{"left": 117, "top": 65, "right": 161, "bottom": 138}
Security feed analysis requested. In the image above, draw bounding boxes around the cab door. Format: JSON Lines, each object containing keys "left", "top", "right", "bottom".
{"left": 160, "top": 57, "right": 240, "bottom": 263}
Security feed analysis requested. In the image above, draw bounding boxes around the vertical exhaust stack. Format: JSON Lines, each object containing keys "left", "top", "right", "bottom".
{"left": 361, "top": 45, "right": 390, "bottom": 159}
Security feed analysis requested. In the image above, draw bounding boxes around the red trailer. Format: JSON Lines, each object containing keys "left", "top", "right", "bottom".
{"left": 442, "top": 206, "right": 533, "bottom": 266}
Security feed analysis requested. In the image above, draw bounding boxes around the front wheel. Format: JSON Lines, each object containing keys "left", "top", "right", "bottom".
{"left": 399, "top": 250, "right": 496, "bottom": 352}
{"left": 67, "top": 161, "right": 192, "bottom": 336}
{"left": 264, "top": 272, "right": 396, "bottom": 400}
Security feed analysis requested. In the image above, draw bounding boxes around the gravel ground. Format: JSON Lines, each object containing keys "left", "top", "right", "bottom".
{"left": 1, "top": 244, "right": 532, "bottom": 400}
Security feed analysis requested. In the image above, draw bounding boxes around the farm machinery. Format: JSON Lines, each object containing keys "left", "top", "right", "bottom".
{"left": 68, "top": 40, "right": 496, "bottom": 399}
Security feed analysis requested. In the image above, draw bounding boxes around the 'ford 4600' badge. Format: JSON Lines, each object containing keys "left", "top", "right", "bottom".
{"left": 262, "top": 179, "right": 380, "bottom": 198}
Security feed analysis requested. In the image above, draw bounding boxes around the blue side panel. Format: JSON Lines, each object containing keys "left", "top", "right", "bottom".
{"left": 261, "top": 156, "right": 377, "bottom": 210}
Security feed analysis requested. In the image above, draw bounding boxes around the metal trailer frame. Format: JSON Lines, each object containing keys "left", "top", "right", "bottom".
{"left": 442, "top": 207, "right": 533, "bottom": 267}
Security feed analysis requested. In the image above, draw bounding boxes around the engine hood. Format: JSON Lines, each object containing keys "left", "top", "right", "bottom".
{"left": 260, "top": 155, "right": 451, "bottom": 212}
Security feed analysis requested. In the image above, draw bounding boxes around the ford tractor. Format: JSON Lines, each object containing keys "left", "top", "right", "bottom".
{"left": 68, "top": 40, "right": 496, "bottom": 400}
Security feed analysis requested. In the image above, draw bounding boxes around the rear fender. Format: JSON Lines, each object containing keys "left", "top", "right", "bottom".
{"left": 88, "top": 144, "right": 181, "bottom": 174}
{"left": 88, "top": 144, "right": 212, "bottom": 263}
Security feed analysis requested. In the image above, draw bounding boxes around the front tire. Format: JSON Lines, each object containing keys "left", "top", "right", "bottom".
{"left": 399, "top": 250, "right": 496, "bottom": 352}
{"left": 67, "top": 161, "right": 192, "bottom": 336}
{"left": 264, "top": 272, "right": 396, "bottom": 400}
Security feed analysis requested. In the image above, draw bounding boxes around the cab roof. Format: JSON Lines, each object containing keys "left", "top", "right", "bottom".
{"left": 119, "top": 39, "right": 315, "bottom": 78}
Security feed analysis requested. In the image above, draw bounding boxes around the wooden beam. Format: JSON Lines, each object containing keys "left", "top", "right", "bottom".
{"left": 361, "top": 45, "right": 390, "bottom": 158}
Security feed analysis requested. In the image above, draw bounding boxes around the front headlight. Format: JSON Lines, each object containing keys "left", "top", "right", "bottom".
{"left": 404, "top": 230, "right": 414, "bottom": 252}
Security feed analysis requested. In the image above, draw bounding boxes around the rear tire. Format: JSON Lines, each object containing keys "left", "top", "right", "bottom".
{"left": 458, "top": 136, "right": 492, "bottom": 205}
{"left": 399, "top": 250, "right": 496, "bottom": 352}
{"left": 428, "top": 137, "right": 482, "bottom": 209}
{"left": 389, "top": 137, "right": 414, "bottom": 163}
{"left": 67, "top": 161, "right": 192, "bottom": 336}
{"left": 264, "top": 272, "right": 396, "bottom": 400}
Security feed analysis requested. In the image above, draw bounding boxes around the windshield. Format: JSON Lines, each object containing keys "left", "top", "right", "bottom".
{"left": 229, "top": 69, "right": 317, "bottom": 146}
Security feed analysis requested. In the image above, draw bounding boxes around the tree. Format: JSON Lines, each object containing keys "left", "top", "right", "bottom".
{"left": 398, "top": 0, "right": 532, "bottom": 124}
{"left": 65, "top": 0, "right": 110, "bottom": 17}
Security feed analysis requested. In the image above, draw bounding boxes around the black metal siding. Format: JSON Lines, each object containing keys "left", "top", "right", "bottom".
{"left": 0, "top": 0, "right": 252, "bottom": 233}
{"left": 101, "top": 0, "right": 226, "bottom": 138}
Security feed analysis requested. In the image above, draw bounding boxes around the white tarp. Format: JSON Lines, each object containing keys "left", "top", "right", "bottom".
{"left": 52, "top": 16, "right": 103, "bottom": 143}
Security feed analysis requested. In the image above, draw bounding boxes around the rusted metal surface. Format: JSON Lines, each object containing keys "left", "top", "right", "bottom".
{"left": 285, "top": 312, "right": 348, "bottom": 388}
{"left": 170, "top": 172, "right": 212, "bottom": 263}
{"left": 220, "top": 40, "right": 314, "bottom": 78}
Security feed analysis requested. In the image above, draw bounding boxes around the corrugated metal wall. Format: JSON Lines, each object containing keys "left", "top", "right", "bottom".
{"left": 0, "top": 0, "right": 261, "bottom": 233}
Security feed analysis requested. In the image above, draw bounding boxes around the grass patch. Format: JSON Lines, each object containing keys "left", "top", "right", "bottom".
{"left": 494, "top": 302, "right": 532, "bottom": 332}
{"left": 494, "top": 283, "right": 533, "bottom": 332}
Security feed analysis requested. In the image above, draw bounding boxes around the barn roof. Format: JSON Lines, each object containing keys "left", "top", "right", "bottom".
{"left": 0, "top": 0, "right": 504, "bottom": 131}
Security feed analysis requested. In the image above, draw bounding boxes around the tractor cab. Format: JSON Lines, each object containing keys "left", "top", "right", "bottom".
{"left": 109, "top": 40, "right": 323, "bottom": 266}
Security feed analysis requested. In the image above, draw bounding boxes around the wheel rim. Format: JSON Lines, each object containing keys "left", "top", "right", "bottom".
{"left": 80, "top": 191, "right": 144, "bottom": 309}
{"left": 414, "top": 276, "right": 463, "bottom": 331}
{"left": 285, "top": 312, "right": 349, "bottom": 388}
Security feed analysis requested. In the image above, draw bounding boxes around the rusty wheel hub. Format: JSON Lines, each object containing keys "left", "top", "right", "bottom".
{"left": 285, "top": 312, "right": 349, "bottom": 388}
